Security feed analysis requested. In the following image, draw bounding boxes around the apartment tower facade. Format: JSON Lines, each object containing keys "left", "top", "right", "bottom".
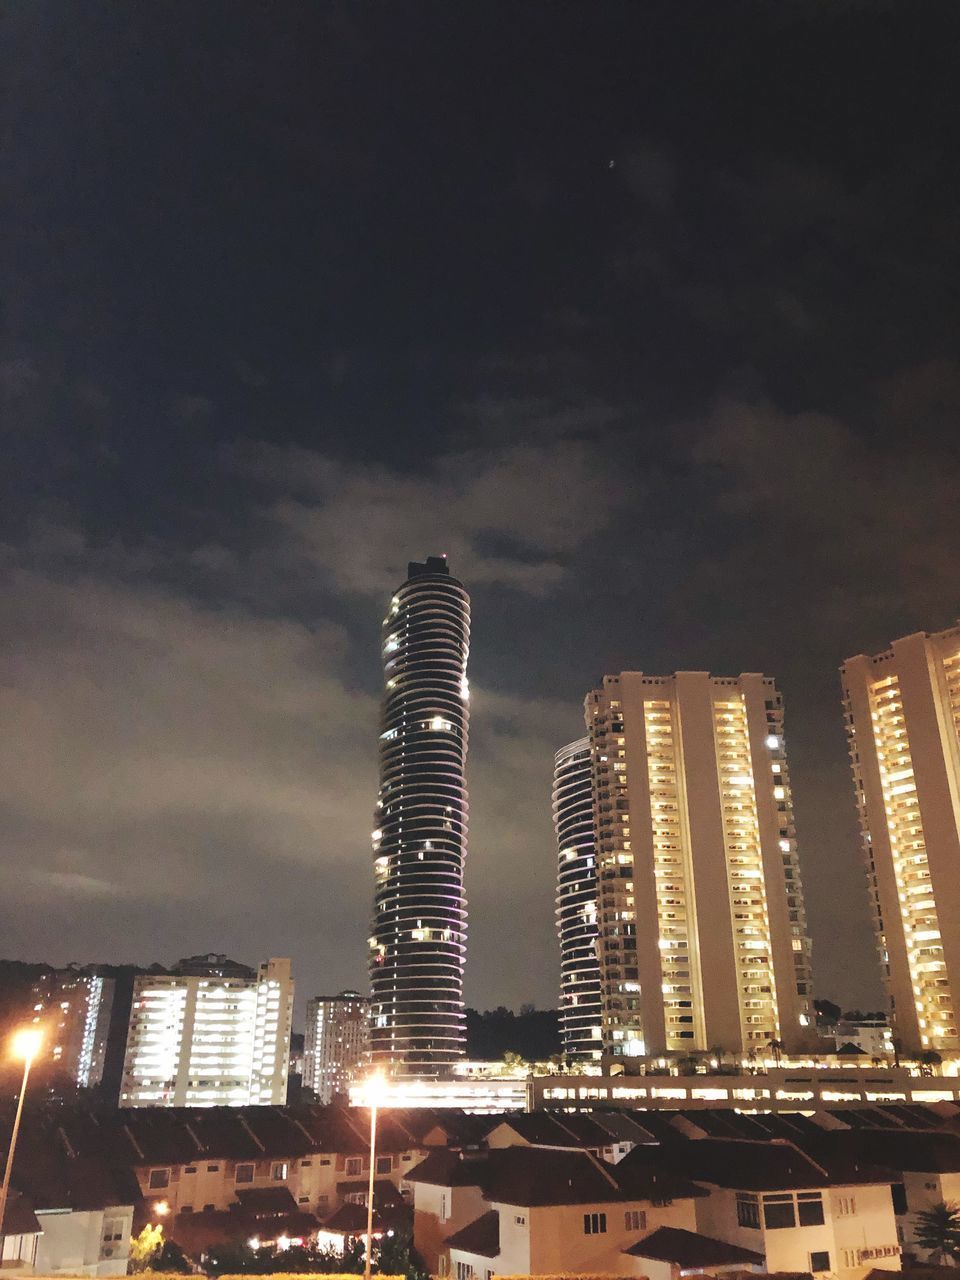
{"left": 370, "top": 556, "right": 470, "bottom": 1074}
{"left": 120, "top": 955, "right": 294, "bottom": 1107}
{"left": 585, "top": 671, "right": 814, "bottom": 1057}
{"left": 841, "top": 622, "right": 960, "bottom": 1053}
{"left": 30, "top": 969, "right": 116, "bottom": 1089}
{"left": 304, "top": 990, "right": 370, "bottom": 1103}
{"left": 553, "top": 737, "right": 603, "bottom": 1060}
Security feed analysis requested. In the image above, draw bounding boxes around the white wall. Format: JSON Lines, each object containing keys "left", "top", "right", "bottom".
{"left": 693, "top": 1183, "right": 899, "bottom": 1280}
{"left": 527, "top": 1197, "right": 697, "bottom": 1276}
{"left": 34, "top": 1205, "right": 133, "bottom": 1277}
{"left": 413, "top": 1181, "right": 488, "bottom": 1273}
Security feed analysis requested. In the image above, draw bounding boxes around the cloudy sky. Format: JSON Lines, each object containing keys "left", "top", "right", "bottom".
{"left": 4, "top": 2, "right": 959, "bottom": 1016}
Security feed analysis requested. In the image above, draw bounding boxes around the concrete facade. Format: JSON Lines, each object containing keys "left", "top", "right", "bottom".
{"left": 585, "top": 670, "right": 814, "bottom": 1057}
{"left": 842, "top": 623, "right": 960, "bottom": 1053}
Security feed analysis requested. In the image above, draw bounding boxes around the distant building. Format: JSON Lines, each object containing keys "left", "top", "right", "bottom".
{"left": 304, "top": 990, "right": 369, "bottom": 1103}
{"left": 370, "top": 556, "right": 471, "bottom": 1075}
{"left": 584, "top": 671, "right": 814, "bottom": 1057}
{"left": 553, "top": 737, "right": 603, "bottom": 1061}
{"left": 30, "top": 968, "right": 116, "bottom": 1088}
{"left": 842, "top": 622, "right": 960, "bottom": 1054}
{"left": 119, "top": 954, "right": 294, "bottom": 1107}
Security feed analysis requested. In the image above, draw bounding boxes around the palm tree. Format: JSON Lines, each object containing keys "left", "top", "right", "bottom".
{"left": 914, "top": 1202, "right": 960, "bottom": 1264}
{"left": 767, "top": 1037, "right": 784, "bottom": 1068}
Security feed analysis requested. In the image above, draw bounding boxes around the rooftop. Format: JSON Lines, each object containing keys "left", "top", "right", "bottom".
{"left": 624, "top": 1226, "right": 764, "bottom": 1268}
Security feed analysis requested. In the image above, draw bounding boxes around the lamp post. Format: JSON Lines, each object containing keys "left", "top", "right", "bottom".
{"left": 361, "top": 1072, "right": 388, "bottom": 1280}
{"left": 0, "top": 1028, "right": 44, "bottom": 1246}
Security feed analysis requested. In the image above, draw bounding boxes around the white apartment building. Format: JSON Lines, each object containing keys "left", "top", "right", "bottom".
{"left": 120, "top": 954, "right": 293, "bottom": 1107}
{"left": 585, "top": 671, "right": 814, "bottom": 1058}
{"left": 304, "top": 990, "right": 369, "bottom": 1103}
{"left": 842, "top": 622, "right": 960, "bottom": 1053}
{"left": 31, "top": 969, "right": 115, "bottom": 1088}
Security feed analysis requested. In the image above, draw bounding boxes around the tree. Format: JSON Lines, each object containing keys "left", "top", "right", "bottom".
{"left": 921, "top": 1050, "right": 944, "bottom": 1077}
{"left": 914, "top": 1202, "right": 960, "bottom": 1264}
{"left": 377, "top": 1228, "right": 430, "bottom": 1280}
{"left": 814, "top": 998, "right": 841, "bottom": 1025}
{"left": 129, "top": 1223, "right": 164, "bottom": 1272}
{"left": 767, "top": 1038, "right": 784, "bottom": 1068}
{"left": 152, "top": 1239, "right": 191, "bottom": 1272}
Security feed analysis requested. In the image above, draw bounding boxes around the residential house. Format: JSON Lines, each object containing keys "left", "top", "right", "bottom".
{"left": 620, "top": 1137, "right": 901, "bottom": 1280}
{"left": 406, "top": 1143, "right": 708, "bottom": 1276}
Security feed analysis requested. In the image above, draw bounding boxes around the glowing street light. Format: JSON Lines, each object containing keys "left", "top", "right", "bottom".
{"left": 0, "top": 1028, "right": 44, "bottom": 1242}
{"left": 359, "top": 1071, "right": 389, "bottom": 1280}
{"left": 152, "top": 1200, "right": 170, "bottom": 1218}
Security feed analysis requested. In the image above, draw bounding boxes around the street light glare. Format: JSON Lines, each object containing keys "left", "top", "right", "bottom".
{"left": 362, "top": 1070, "right": 389, "bottom": 1109}
{"left": 10, "top": 1027, "right": 43, "bottom": 1063}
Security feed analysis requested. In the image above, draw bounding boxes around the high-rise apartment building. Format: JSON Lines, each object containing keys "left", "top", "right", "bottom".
{"left": 553, "top": 738, "right": 603, "bottom": 1061}
{"left": 30, "top": 969, "right": 116, "bottom": 1088}
{"left": 370, "top": 556, "right": 470, "bottom": 1075}
{"left": 304, "top": 990, "right": 369, "bottom": 1102}
{"left": 841, "top": 622, "right": 960, "bottom": 1054}
{"left": 120, "top": 955, "right": 294, "bottom": 1107}
{"left": 584, "top": 671, "right": 814, "bottom": 1057}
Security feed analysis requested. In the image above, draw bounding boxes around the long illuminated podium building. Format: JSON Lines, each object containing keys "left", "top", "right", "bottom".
{"left": 351, "top": 1058, "right": 960, "bottom": 1114}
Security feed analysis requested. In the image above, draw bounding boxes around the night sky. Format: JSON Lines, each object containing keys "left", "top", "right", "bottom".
{"left": 4, "top": 2, "right": 960, "bottom": 1018}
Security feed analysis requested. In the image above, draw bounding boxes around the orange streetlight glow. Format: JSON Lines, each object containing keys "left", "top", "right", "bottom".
{"left": 0, "top": 1027, "right": 45, "bottom": 1241}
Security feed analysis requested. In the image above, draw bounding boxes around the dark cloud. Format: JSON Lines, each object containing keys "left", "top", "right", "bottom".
{"left": 3, "top": 1, "right": 960, "bottom": 1015}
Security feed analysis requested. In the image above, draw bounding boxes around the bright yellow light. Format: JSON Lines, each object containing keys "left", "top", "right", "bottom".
{"left": 153, "top": 1200, "right": 170, "bottom": 1217}
{"left": 11, "top": 1027, "right": 43, "bottom": 1063}
{"left": 360, "top": 1070, "right": 389, "bottom": 1108}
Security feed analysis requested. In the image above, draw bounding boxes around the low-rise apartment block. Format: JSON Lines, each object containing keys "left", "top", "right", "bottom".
{"left": 120, "top": 954, "right": 293, "bottom": 1107}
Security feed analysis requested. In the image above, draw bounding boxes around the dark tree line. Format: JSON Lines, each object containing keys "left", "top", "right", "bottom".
{"left": 465, "top": 1005, "right": 561, "bottom": 1061}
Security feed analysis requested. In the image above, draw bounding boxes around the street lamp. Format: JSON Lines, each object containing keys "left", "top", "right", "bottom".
{"left": 360, "top": 1071, "right": 389, "bottom": 1280}
{"left": 0, "top": 1028, "right": 43, "bottom": 1244}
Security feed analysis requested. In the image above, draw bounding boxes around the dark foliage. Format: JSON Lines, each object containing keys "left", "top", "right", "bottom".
{"left": 465, "top": 1005, "right": 560, "bottom": 1061}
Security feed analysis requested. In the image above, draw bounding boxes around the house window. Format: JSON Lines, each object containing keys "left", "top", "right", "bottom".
{"left": 346, "top": 1157, "right": 363, "bottom": 1177}
{"left": 583, "top": 1212, "right": 607, "bottom": 1235}
{"left": 625, "top": 1210, "right": 647, "bottom": 1231}
{"left": 763, "top": 1194, "right": 796, "bottom": 1229}
{"left": 148, "top": 1169, "right": 170, "bottom": 1190}
{"left": 180, "top": 1206, "right": 193, "bottom": 1215}
{"left": 810, "top": 1251, "right": 831, "bottom": 1272}
{"left": 440, "top": 1192, "right": 449, "bottom": 1222}
{"left": 184, "top": 1167, "right": 197, "bottom": 1175}
{"left": 376, "top": 1156, "right": 393, "bottom": 1174}
{"left": 736, "top": 1193, "right": 760, "bottom": 1229}
{"left": 271, "top": 1162, "right": 288, "bottom": 1181}
{"left": 514, "top": 1215, "right": 526, "bottom": 1226}
{"left": 301, "top": 1159, "right": 312, "bottom": 1168}
{"left": 320, "top": 1157, "right": 331, "bottom": 1166}
{"left": 798, "top": 1192, "right": 825, "bottom": 1226}
{"left": 235, "top": 1163, "right": 255, "bottom": 1184}
{"left": 836, "top": 1195, "right": 856, "bottom": 1217}
{"left": 207, "top": 1165, "right": 219, "bottom": 1173}
{"left": 102, "top": 1218, "right": 125, "bottom": 1242}
{"left": 203, "top": 1204, "right": 214, "bottom": 1212}
{"left": 456, "top": 1263, "right": 474, "bottom": 1280}
{"left": 299, "top": 1196, "right": 310, "bottom": 1204}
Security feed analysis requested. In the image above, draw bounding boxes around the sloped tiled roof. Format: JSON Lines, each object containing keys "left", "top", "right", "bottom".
{"left": 0, "top": 1192, "right": 41, "bottom": 1236}
{"left": 445, "top": 1209, "right": 500, "bottom": 1258}
{"left": 624, "top": 1226, "right": 763, "bottom": 1267}
{"left": 619, "top": 1136, "right": 891, "bottom": 1191}
{"left": 234, "top": 1186, "right": 300, "bottom": 1214}
{"left": 407, "top": 1145, "right": 705, "bottom": 1207}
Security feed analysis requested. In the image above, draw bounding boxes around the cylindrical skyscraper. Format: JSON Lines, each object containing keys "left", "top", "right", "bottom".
{"left": 554, "top": 737, "right": 603, "bottom": 1061}
{"left": 370, "top": 556, "right": 470, "bottom": 1075}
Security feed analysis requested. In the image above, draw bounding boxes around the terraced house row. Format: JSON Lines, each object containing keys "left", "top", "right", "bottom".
{"left": 7, "top": 1099, "right": 960, "bottom": 1276}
